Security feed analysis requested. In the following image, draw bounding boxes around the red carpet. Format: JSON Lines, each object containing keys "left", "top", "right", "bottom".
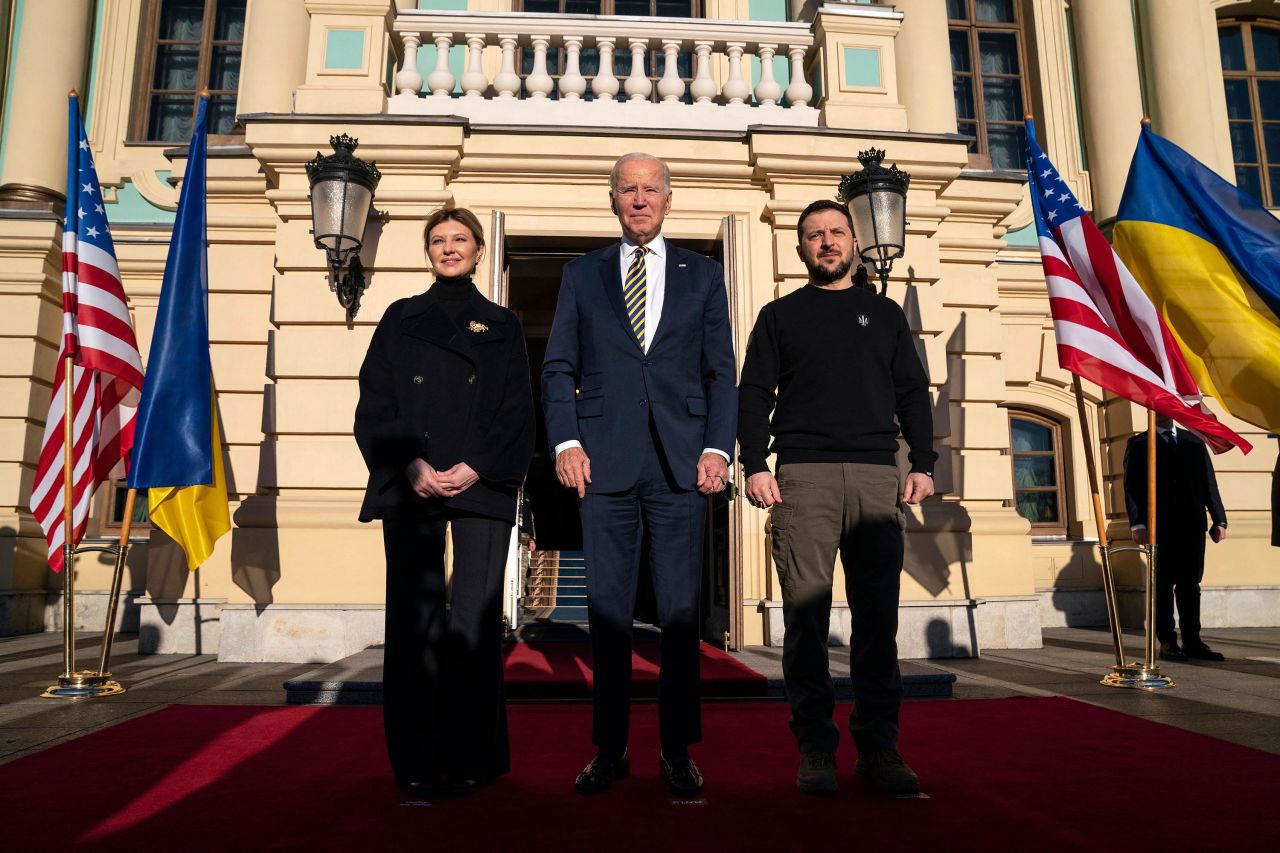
{"left": 502, "top": 641, "right": 767, "bottom": 698}
{"left": 5, "top": 698, "right": 1279, "bottom": 852}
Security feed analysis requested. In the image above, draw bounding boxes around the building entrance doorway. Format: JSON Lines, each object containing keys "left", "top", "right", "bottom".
{"left": 489, "top": 216, "right": 742, "bottom": 649}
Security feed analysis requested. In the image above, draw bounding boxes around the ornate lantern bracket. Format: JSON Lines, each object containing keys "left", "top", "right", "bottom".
{"left": 837, "top": 148, "right": 910, "bottom": 297}
{"left": 306, "top": 134, "right": 382, "bottom": 320}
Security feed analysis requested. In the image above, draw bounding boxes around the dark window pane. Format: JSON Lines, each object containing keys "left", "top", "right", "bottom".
{"left": 159, "top": 0, "right": 203, "bottom": 41}
{"left": 579, "top": 47, "right": 600, "bottom": 77}
{"left": 1270, "top": 169, "right": 1280, "bottom": 204}
{"left": 614, "top": 0, "right": 651, "bottom": 14}
{"left": 566, "top": 0, "right": 602, "bottom": 12}
{"left": 1258, "top": 79, "right": 1280, "bottom": 120}
{"left": 983, "top": 76, "right": 1022, "bottom": 122}
{"left": 1224, "top": 78, "right": 1253, "bottom": 120}
{"left": 1252, "top": 25, "right": 1280, "bottom": 71}
{"left": 1236, "top": 165, "right": 1264, "bottom": 202}
{"left": 1265, "top": 123, "right": 1280, "bottom": 163}
{"left": 153, "top": 45, "right": 199, "bottom": 91}
{"left": 148, "top": 95, "right": 194, "bottom": 141}
{"left": 1219, "top": 26, "right": 1246, "bottom": 71}
{"left": 975, "top": 0, "right": 1015, "bottom": 23}
{"left": 954, "top": 76, "right": 975, "bottom": 119}
{"left": 959, "top": 120, "right": 979, "bottom": 152}
{"left": 978, "top": 31, "right": 1019, "bottom": 75}
{"left": 950, "top": 29, "right": 971, "bottom": 73}
{"left": 210, "top": 46, "right": 241, "bottom": 91}
{"left": 655, "top": 0, "right": 693, "bottom": 16}
{"left": 113, "top": 486, "right": 150, "bottom": 524}
{"left": 988, "top": 125, "right": 1026, "bottom": 169}
{"left": 1011, "top": 418, "right": 1054, "bottom": 452}
{"left": 525, "top": 0, "right": 561, "bottom": 11}
{"left": 1230, "top": 121, "right": 1259, "bottom": 163}
{"left": 1014, "top": 456, "right": 1057, "bottom": 488}
{"left": 214, "top": 0, "right": 246, "bottom": 41}
{"left": 947, "top": 0, "right": 968, "bottom": 21}
{"left": 1015, "top": 491, "right": 1060, "bottom": 524}
{"left": 208, "top": 95, "right": 237, "bottom": 135}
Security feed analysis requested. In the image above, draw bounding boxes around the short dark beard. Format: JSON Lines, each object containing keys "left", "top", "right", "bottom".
{"left": 803, "top": 255, "right": 853, "bottom": 285}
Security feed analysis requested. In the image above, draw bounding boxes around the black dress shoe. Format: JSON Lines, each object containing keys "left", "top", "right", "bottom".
{"left": 855, "top": 749, "right": 920, "bottom": 796}
{"left": 1159, "top": 642, "right": 1188, "bottom": 662}
{"left": 1183, "top": 642, "right": 1226, "bottom": 661}
{"left": 574, "top": 750, "right": 629, "bottom": 795}
{"left": 659, "top": 752, "right": 703, "bottom": 797}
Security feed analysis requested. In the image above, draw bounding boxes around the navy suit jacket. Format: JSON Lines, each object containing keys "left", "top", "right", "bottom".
{"left": 541, "top": 241, "right": 737, "bottom": 493}
{"left": 1123, "top": 431, "right": 1226, "bottom": 536}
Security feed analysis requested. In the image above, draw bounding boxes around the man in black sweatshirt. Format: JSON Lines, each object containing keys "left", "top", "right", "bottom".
{"left": 738, "top": 199, "right": 937, "bottom": 797}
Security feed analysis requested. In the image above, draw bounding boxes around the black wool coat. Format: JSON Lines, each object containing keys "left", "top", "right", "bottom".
{"left": 354, "top": 282, "right": 535, "bottom": 523}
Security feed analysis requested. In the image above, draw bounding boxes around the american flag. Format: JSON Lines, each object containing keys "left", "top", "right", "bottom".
{"left": 1025, "top": 120, "right": 1249, "bottom": 455}
{"left": 29, "top": 98, "right": 145, "bottom": 571}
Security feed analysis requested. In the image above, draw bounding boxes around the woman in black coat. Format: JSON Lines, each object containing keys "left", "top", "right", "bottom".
{"left": 354, "top": 208, "right": 535, "bottom": 794}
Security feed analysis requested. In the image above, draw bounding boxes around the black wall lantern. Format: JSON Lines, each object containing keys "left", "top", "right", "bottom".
{"left": 306, "top": 134, "right": 381, "bottom": 320}
{"left": 837, "top": 148, "right": 910, "bottom": 296}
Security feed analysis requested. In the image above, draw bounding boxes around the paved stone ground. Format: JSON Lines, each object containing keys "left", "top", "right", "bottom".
{"left": 1, "top": 626, "right": 1276, "bottom": 767}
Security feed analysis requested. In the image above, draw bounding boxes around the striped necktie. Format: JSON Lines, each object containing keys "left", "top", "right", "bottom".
{"left": 624, "top": 246, "right": 647, "bottom": 348}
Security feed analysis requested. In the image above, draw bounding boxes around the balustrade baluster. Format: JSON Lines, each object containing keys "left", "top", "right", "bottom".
{"left": 723, "top": 43, "right": 750, "bottom": 105}
{"left": 494, "top": 35, "right": 521, "bottom": 99}
{"left": 624, "top": 39, "right": 652, "bottom": 102}
{"left": 690, "top": 41, "right": 716, "bottom": 104}
{"left": 527, "top": 35, "right": 554, "bottom": 98}
{"left": 657, "top": 40, "right": 685, "bottom": 103}
{"left": 785, "top": 45, "right": 813, "bottom": 107}
{"left": 754, "top": 44, "right": 782, "bottom": 106}
{"left": 395, "top": 33, "right": 424, "bottom": 96}
{"left": 427, "top": 34, "right": 456, "bottom": 97}
{"left": 592, "top": 37, "right": 620, "bottom": 101}
{"left": 461, "top": 35, "right": 488, "bottom": 98}
{"left": 561, "top": 36, "right": 587, "bottom": 99}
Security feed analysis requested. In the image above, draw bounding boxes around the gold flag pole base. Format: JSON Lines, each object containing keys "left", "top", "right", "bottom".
{"left": 1098, "top": 542, "right": 1175, "bottom": 690}
{"left": 41, "top": 672, "right": 125, "bottom": 700}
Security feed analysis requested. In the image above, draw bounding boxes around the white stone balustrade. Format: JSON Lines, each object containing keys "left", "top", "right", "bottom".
{"left": 388, "top": 10, "right": 817, "bottom": 131}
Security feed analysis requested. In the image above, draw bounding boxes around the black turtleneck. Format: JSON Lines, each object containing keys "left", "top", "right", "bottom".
{"left": 431, "top": 274, "right": 474, "bottom": 325}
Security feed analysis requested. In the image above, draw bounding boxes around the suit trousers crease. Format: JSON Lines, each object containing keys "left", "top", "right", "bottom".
{"left": 1155, "top": 531, "right": 1206, "bottom": 646}
{"left": 582, "top": 421, "right": 705, "bottom": 758}
{"left": 382, "top": 511, "right": 513, "bottom": 783}
{"left": 771, "top": 462, "right": 905, "bottom": 755}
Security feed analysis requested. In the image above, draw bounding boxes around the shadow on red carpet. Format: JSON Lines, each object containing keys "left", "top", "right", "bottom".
{"left": 5, "top": 697, "right": 1278, "bottom": 852}
{"left": 502, "top": 641, "right": 767, "bottom": 698}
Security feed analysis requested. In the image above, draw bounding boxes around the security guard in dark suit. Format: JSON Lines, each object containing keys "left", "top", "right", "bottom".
{"left": 1123, "top": 417, "right": 1228, "bottom": 662}
{"left": 355, "top": 208, "right": 535, "bottom": 794}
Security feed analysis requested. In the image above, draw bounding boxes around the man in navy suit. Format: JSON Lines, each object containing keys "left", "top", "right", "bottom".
{"left": 1123, "top": 416, "right": 1228, "bottom": 662}
{"left": 542, "top": 153, "right": 737, "bottom": 796}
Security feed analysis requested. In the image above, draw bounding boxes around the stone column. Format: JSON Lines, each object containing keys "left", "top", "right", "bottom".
{"left": 1072, "top": 0, "right": 1144, "bottom": 222}
{"left": 1139, "top": 0, "right": 1234, "bottom": 179}
{"left": 0, "top": 0, "right": 94, "bottom": 212}
{"left": 893, "top": 0, "right": 957, "bottom": 135}
{"left": 237, "top": 0, "right": 311, "bottom": 116}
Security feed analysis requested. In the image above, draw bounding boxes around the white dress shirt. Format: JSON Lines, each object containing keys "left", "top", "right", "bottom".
{"left": 554, "top": 234, "right": 730, "bottom": 464}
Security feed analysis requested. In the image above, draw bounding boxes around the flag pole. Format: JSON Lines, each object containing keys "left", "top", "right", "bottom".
{"left": 94, "top": 488, "right": 137, "bottom": 688}
{"left": 1142, "top": 408, "right": 1164, "bottom": 677}
{"left": 1071, "top": 377, "right": 1128, "bottom": 673}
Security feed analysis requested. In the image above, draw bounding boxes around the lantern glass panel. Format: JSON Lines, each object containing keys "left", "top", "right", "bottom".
{"left": 848, "top": 189, "right": 905, "bottom": 262}
{"left": 311, "top": 178, "right": 372, "bottom": 256}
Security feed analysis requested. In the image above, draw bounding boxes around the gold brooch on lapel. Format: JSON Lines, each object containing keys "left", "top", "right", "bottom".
{"left": 468, "top": 320, "right": 489, "bottom": 333}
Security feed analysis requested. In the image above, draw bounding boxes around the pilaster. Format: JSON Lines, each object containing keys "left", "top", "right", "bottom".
{"left": 294, "top": 0, "right": 399, "bottom": 115}
{"left": 811, "top": 3, "right": 909, "bottom": 131}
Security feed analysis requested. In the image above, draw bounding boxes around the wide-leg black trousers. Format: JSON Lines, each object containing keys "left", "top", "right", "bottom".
{"left": 382, "top": 510, "right": 513, "bottom": 784}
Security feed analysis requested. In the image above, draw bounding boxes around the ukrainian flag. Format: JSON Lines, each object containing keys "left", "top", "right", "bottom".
{"left": 126, "top": 97, "right": 229, "bottom": 569}
{"left": 1114, "top": 124, "right": 1280, "bottom": 433}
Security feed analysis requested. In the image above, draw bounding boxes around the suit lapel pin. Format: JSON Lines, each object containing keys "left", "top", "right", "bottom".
{"left": 678, "top": 263, "right": 687, "bottom": 268}
{"left": 413, "top": 375, "right": 424, "bottom": 384}
{"left": 468, "top": 320, "right": 489, "bottom": 333}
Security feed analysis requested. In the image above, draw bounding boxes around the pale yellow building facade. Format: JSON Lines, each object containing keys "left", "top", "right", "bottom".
{"left": 0, "top": 0, "right": 1275, "bottom": 662}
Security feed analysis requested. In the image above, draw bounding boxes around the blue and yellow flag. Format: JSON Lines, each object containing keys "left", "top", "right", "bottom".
{"left": 1114, "top": 125, "right": 1280, "bottom": 433}
{"left": 126, "top": 97, "right": 229, "bottom": 569}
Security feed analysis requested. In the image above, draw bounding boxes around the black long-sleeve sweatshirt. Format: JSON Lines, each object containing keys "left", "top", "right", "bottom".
{"left": 737, "top": 283, "right": 938, "bottom": 477}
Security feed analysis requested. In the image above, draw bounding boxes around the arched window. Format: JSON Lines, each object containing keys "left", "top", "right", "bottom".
{"left": 948, "top": 0, "right": 1030, "bottom": 170}
{"left": 1008, "top": 412, "right": 1067, "bottom": 535}
{"left": 1219, "top": 19, "right": 1280, "bottom": 206}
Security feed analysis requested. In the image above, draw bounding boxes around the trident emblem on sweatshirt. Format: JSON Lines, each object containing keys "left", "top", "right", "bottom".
{"left": 857, "top": 314, "right": 869, "bottom": 327}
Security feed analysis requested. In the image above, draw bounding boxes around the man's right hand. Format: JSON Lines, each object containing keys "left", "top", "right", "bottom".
{"left": 406, "top": 458, "right": 445, "bottom": 499}
{"left": 745, "top": 471, "right": 782, "bottom": 508}
{"left": 556, "top": 446, "right": 593, "bottom": 498}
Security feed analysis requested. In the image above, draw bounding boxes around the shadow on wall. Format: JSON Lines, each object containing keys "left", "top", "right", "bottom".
{"left": 903, "top": 501, "right": 979, "bottom": 657}
{"left": 230, "top": 380, "right": 281, "bottom": 613}
{"left": 926, "top": 616, "right": 973, "bottom": 659}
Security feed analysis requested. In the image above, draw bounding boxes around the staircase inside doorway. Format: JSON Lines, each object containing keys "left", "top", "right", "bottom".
{"left": 522, "top": 550, "right": 587, "bottom": 624}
